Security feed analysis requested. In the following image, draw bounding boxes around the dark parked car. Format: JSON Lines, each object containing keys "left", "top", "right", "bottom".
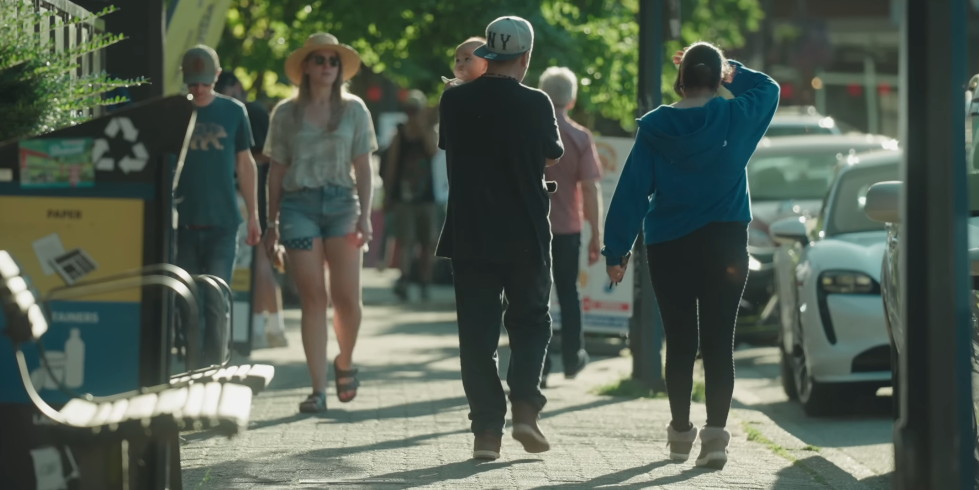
{"left": 864, "top": 175, "right": 979, "bottom": 487}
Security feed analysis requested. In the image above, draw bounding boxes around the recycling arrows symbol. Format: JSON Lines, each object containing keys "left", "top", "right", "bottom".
{"left": 92, "top": 117, "right": 149, "bottom": 174}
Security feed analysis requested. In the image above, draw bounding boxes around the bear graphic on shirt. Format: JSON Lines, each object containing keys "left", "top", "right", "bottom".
{"left": 189, "top": 123, "right": 228, "bottom": 151}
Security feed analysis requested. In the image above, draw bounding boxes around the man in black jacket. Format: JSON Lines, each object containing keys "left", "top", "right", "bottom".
{"left": 438, "top": 15, "right": 563, "bottom": 461}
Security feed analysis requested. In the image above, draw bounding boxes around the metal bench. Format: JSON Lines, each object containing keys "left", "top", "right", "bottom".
{"left": 1, "top": 250, "right": 257, "bottom": 440}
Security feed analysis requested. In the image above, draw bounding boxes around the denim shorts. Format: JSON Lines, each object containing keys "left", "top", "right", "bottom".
{"left": 279, "top": 184, "right": 360, "bottom": 250}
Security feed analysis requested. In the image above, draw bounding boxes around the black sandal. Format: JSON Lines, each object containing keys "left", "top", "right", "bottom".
{"left": 333, "top": 358, "right": 360, "bottom": 403}
{"left": 299, "top": 392, "right": 327, "bottom": 413}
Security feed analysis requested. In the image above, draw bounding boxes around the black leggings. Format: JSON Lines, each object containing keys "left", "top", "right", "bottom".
{"left": 646, "top": 221, "right": 749, "bottom": 430}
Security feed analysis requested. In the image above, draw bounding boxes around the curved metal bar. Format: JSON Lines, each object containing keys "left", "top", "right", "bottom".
{"left": 15, "top": 349, "right": 69, "bottom": 425}
{"left": 45, "top": 271, "right": 202, "bottom": 371}
{"left": 46, "top": 263, "right": 200, "bottom": 302}
{"left": 197, "top": 274, "right": 235, "bottom": 367}
{"left": 45, "top": 264, "right": 201, "bottom": 366}
{"left": 34, "top": 275, "right": 198, "bottom": 405}
{"left": 189, "top": 274, "right": 234, "bottom": 370}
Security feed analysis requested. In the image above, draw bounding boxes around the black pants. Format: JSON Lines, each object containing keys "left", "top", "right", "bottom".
{"left": 647, "top": 221, "right": 749, "bottom": 430}
{"left": 452, "top": 259, "right": 552, "bottom": 436}
{"left": 543, "top": 233, "right": 586, "bottom": 376}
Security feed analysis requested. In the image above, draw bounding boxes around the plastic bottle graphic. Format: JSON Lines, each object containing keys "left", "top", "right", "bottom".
{"left": 63, "top": 328, "right": 85, "bottom": 389}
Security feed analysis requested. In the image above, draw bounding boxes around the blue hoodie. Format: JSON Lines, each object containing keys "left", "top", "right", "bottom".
{"left": 602, "top": 60, "right": 779, "bottom": 266}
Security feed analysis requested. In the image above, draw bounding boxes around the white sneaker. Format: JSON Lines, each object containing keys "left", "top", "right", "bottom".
{"left": 695, "top": 426, "right": 730, "bottom": 469}
{"left": 267, "top": 329, "right": 288, "bottom": 348}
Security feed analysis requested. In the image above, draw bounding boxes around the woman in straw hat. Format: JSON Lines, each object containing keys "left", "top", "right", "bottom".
{"left": 264, "top": 33, "right": 378, "bottom": 413}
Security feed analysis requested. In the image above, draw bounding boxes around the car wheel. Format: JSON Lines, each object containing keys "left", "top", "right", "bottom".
{"left": 792, "top": 346, "right": 844, "bottom": 417}
{"left": 780, "top": 343, "right": 798, "bottom": 400}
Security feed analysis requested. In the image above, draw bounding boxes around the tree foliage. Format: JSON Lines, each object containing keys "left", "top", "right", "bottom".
{"left": 0, "top": 1, "right": 145, "bottom": 142}
{"left": 219, "top": 0, "right": 762, "bottom": 131}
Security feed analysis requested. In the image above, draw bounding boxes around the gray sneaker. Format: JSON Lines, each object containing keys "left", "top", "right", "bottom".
{"left": 667, "top": 424, "right": 698, "bottom": 461}
{"left": 696, "top": 426, "right": 731, "bottom": 469}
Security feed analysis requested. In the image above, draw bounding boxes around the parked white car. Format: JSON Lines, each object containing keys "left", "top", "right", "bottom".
{"left": 740, "top": 134, "right": 900, "bottom": 342}
{"left": 769, "top": 149, "right": 899, "bottom": 416}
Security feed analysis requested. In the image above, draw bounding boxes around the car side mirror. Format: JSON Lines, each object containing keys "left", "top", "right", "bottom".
{"left": 864, "top": 181, "right": 902, "bottom": 224}
{"left": 770, "top": 217, "right": 808, "bottom": 245}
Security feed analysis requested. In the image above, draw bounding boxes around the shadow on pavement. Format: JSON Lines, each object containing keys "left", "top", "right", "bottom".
{"left": 375, "top": 318, "right": 458, "bottom": 336}
{"left": 339, "top": 459, "right": 538, "bottom": 487}
{"left": 527, "top": 461, "right": 674, "bottom": 489}
{"left": 731, "top": 398, "right": 893, "bottom": 448}
{"left": 860, "top": 472, "right": 894, "bottom": 490}
{"left": 772, "top": 455, "right": 882, "bottom": 489}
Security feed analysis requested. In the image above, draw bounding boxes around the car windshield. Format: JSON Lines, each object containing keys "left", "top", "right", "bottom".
{"left": 765, "top": 125, "right": 836, "bottom": 137}
{"left": 826, "top": 163, "right": 899, "bottom": 235}
{"left": 747, "top": 151, "right": 846, "bottom": 201}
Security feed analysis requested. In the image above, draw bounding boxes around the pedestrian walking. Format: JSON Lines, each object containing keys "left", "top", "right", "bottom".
{"left": 175, "top": 45, "right": 262, "bottom": 366}
{"left": 383, "top": 89, "right": 438, "bottom": 301}
{"left": 537, "top": 66, "right": 602, "bottom": 387}
{"left": 263, "top": 33, "right": 378, "bottom": 413}
{"left": 215, "top": 71, "right": 289, "bottom": 349}
{"left": 602, "top": 42, "right": 779, "bottom": 469}
{"left": 438, "top": 16, "right": 563, "bottom": 461}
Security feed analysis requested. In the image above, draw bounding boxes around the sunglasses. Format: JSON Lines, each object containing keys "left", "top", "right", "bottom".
{"left": 310, "top": 55, "right": 341, "bottom": 67}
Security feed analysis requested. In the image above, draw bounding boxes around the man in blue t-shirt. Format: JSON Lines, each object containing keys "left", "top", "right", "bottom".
{"left": 175, "top": 45, "right": 262, "bottom": 366}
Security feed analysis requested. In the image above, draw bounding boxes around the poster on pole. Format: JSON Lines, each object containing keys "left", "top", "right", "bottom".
{"left": 550, "top": 136, "right": 635, "bottom": 337}
{"left": 164, "top": 0, "right": 233, "bottom": 96}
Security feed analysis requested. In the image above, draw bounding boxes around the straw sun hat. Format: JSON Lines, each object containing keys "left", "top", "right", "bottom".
{"left": 284, "top": 33, "right": 361, "bottom": 86}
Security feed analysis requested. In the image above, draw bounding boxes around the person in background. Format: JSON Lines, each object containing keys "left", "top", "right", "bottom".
{"left": 215, "top": 71, "right": 289, "bottom": 349}
{"left": 602, "top": 42, "right": 779, "bottom": 469}
{"left": 264, "top": 33, "right": 377, "bottom": 413}
{"left": 383, "top": 90, "right": 438, "bottom": 301}
{"left": 537, "top": 66, "right": 602, "bottom": 387}
{"left": 438, "top": 16, "right": 563, "bottom": 461}
{"left": 175, "top": 45, "right": 262, "bottom": 366}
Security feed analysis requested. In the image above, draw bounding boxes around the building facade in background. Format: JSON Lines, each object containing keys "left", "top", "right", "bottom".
{"left": 731, "top": 0, "right": 979, "bottom": 138}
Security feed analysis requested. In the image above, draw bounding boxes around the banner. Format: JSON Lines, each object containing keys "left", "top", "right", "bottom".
{"left": 164, "top": 0, "right": 233, "bottom": 96}
{"left": 551, "top": 136, "right": 635, "bottom": 337}
{"left": 0, "top": 196, "right": 145, "bottom": 403}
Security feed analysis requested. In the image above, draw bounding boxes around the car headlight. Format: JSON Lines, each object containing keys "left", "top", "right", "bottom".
{"left": 819, "top": 271, "right": 880, "bottom": 294}
{"left": 749, "top": 256, "right": 762, "bottom": 271}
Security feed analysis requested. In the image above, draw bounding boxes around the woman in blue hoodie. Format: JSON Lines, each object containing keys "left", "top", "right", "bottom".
{"left": 602, "top": 42, "right": 779, "bottom": 469}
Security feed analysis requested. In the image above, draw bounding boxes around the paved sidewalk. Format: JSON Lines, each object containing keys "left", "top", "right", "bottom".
{"left": 180, "top": 270, "right": 875, "bottom": 489}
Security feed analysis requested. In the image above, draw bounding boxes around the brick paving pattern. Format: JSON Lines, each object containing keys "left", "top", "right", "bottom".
{"left": 180, "top": 271, "right": 869, "bottom": 489}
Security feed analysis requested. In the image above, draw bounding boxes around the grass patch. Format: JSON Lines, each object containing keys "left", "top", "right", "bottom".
{"left": 803, "top": 445, "right": 821, "bottom": 452}
{"left": 741, "top": 422, "right": 829, "bottom": 487}
{"left": 195, "top": 469, "right": 211, "bottom": 490}
{"left": 692, "top": 380, "right": 706, "bottom": 403}
{"left": 593, "top": 376, "right": 666, "bottom": 399}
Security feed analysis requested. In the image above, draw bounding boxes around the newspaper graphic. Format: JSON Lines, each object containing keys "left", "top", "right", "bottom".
{"left": 50, "top": 248, "right": 99, "bottom": 285}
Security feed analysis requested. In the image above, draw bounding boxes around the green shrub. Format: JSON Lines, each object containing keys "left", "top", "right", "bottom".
{"left": 0, "top": 1, "right": 146, "bottom": 142}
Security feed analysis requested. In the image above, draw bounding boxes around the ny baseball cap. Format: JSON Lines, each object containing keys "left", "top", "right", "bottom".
{"left": 181, "top": 45, "right": 220, "bottom": 85}
{"left": 474, "top": 16, "right": 534, "bottom": 61}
